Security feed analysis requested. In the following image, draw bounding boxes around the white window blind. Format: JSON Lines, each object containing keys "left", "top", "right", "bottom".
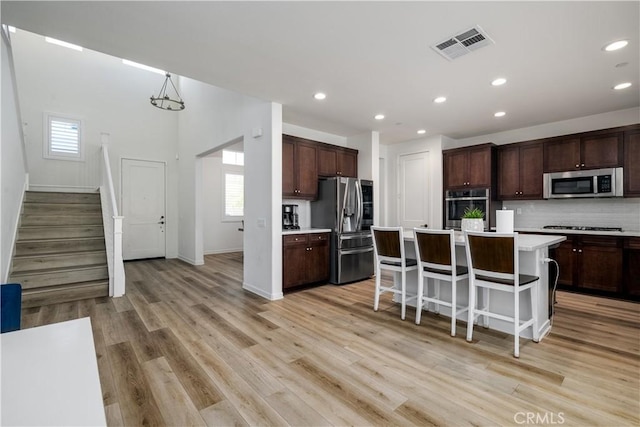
{"left": 44, "top": 114, "right": 83, "bottom": 160}
{"left": 224, "top": 172, "right": 244, "bottom": 218}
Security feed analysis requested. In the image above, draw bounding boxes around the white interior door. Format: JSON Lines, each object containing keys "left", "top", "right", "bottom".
{"left": 398, "top": 151, "right": 430, "bottom": 229}
{"left": 122, "top": 158, "right": 166, "bottom": 260}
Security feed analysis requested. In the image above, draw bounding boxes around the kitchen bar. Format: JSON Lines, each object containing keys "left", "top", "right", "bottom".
{"left": 397, "top": 230, "right": 566, "bottom": 340}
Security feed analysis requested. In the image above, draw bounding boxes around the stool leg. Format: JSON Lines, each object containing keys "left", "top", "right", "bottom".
{"left": 434, "top": 280, "right": 440, "bottom": 314}
{"left": 401, "top": 270, "right": 407, "bottom": 320}
{"left": 374, "top": 264, "right": 381, "bottom": 312}
{"left": 483, "top": 287, "right": 490, "bottom": 328}
{"left": 531, "top": 283, "right": 540, "bottom": 342}
{"left": 466, "top": 280, "right": 475, "bottom": 342}
{"left": 416, "top": 272, "right": 424, "bottom": 325}
{"left": 450, "top": 280, "right": 457, "bottom": 337}
{"left": 514, "top": 288, "right": 520, "bottom": 358}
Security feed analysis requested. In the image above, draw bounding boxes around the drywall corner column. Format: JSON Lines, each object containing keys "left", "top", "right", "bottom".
{"left": 242, "top": 102, "right": 283, "bottom": 300}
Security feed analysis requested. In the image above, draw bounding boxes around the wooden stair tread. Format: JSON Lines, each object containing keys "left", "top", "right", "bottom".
{"left": 12, "top": 250, "right": 106, "bottom": 260}
{"left": 15, "top": 236, "right": 105, "bottom": 244}
{"left": 22, "top": 280, "right": 109, "bottom": 293}
{"left": 10, "top": 263, "right": 108, "bottom": 277}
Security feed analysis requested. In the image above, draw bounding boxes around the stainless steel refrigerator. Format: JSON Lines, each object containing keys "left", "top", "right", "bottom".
{"left": 311, "top": 177, "right": 374, "bottom": 284}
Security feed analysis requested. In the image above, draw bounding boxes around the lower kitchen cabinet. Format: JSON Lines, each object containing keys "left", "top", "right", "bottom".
{"left": 624, "top": 237, "right": 640, "bottom": 297}
{"left": 551, "top": 235, "right": 623, "bottom": 294}
{"left": 283, "top": 233, "right": 329, "bottom": 289}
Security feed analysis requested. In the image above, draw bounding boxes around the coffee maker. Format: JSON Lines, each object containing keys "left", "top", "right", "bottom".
{"left": 282, "top": 204, "right": 299, "bottom": 230}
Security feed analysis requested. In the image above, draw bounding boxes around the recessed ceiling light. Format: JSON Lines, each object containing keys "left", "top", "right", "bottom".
{"left": 45, "top": 37, "right": 83, "bottom": 51}
{"left": 374, "top": 114, "right": 385, "bottom": 120}
{"left": 433, "top": 96, "right": 447, "bottom": 104}
{"left": 613, "top": 82, "right": 632, "bottom": 90}
{"left": 313, "top": 92, "right": 326, "bottom": 100}
{"left": 491, "top": 78, "right": 507, "bottom": 86}
{"left": 417, "top": 129, "right": 426, "bottom": 134}
{"left": 604, "top": 40, "right": 628, "bottom": 51}
{"left": 494, "top": 111, "right": 506, "bottom": 117}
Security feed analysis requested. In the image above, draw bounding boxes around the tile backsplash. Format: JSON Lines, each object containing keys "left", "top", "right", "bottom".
{"left": 503, "top": 198, "right": 640, "bottom": 231}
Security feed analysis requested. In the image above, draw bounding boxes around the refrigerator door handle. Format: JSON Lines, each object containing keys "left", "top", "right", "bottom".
{"left": 340, "top": 247, "right": 374, "bottom": 255}
{"left": 355, "top": 179, "right": 363, "bottom": 231}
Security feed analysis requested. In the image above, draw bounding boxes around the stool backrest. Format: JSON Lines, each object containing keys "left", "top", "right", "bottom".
{"left": 372, "top": 226, "right": 405, "bottom": 264}
{"left": 465, "top": 231, "right": 519, "bottom": 284}
{"left": 413, "top": 228, "right": 454, "bottom": 270}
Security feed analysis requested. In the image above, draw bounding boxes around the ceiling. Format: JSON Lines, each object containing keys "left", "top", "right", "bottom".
{"left": 2, "top": 1, "right": 639, "bottom": 144}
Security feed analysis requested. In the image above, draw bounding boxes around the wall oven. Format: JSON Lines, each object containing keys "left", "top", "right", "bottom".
{"left": 445, "top": 188, "right": 493, "bottom": 230}
{"left": 543, "top": 167, "right": 623, "bottom": 199}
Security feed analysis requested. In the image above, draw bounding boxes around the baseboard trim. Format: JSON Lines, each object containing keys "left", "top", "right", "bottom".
{"left": 178, "top": 255, "right": 204, "bottom": 266}
{"left": 204, "top": 248, "right": 243, "bottom": 255}
{"left": 29, "top": 184, "right": 98, "bottom": 193}
{"left": 243, "top": 282, "right": 283, "bottom": 301}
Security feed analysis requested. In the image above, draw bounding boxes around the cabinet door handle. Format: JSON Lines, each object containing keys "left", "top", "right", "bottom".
{"left": 578, "top": 249, "right": 583, "bottom": 253}
{"left": 581, "top": 163, "right": 585, "bottom": 167}
{"left": 573, "top": 248, "right": 577, "bottom": 252}
{"left": 575, "top": 164, "right": 580, "bottom": 168}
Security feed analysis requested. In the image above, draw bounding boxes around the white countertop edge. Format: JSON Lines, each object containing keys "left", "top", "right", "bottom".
{"left": 513, "top": 227, "right": 640, "bottom": 237}
{"left": 282, "top": 228, "right": 332, "bottom": 235}
{"left": 403, "top": 230, "right": 566, "bottom": 251}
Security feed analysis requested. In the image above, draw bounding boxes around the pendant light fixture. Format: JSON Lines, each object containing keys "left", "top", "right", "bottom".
{"left": 150, "top": 73, "right": 185, "bottom": 111}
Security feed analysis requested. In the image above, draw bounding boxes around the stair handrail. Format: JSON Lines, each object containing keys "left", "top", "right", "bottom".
{"left": 100, "top": 142, "right": 125, "bottom": 297}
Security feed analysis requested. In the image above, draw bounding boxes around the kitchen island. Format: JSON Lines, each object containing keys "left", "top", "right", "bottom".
{"left": 396, "top": 230, "right": 566, "bottom": 341}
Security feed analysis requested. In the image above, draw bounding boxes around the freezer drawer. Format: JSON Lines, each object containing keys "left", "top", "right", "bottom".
{"left": 333, "top": 246, "right": 374, "bottom": 284}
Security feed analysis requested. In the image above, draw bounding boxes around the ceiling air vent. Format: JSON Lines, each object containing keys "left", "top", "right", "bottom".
{"left": 432, "top": 26, "right": 494, "bottom": 61}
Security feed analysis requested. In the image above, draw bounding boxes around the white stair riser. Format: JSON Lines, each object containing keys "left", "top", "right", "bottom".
{"left": 11, "top": 266, "right": 109, "bottom": 289}
{"left": 24, "top": 192, "right": 101, "bottom": 204}
{"left": 15, "top": 239, "right": 105, "bottom": 256}
{"left": 21, "top": 214, "right": 103, "bottom": 227}
{"left": 22, "top": 281, "right": 109, "bottom": 308}
{"left": 19, "top": 226, "right": 104, "bottom": 240}
{"left": 12, "top": 252, "right": 107, "bottom": 273}
{"left": 23, "top": 203, "right": 101, "bottom": 215}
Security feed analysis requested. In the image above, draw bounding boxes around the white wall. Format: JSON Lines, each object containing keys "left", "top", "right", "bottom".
{"left": 383, "top": 135, "right": 445, "bottom": 229}
{"left": 449, "top": 107, "right": 640, "bottom": 149}
{"left": 177, "top": 77, "right": 282, "bottom": 299}
{"left": 283, "top": 123, "right": 347, "bottom": 146}
{"left": 10, "top": 29, "right": 180, "bottom": 257}
{"left": 1, "top": 29, "right": 28, "bottom": 282}
{"left": 202, "top": 156, "right": 243, "bottom": 254}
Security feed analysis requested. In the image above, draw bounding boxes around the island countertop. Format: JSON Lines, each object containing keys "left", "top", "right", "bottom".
{"left": 402, "top": 230, "right": 566, "bottom": 251}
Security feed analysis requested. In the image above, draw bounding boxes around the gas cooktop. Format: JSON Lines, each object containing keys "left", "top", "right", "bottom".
{"left": 543, "top": 225, "right": 623, "bottom": 232}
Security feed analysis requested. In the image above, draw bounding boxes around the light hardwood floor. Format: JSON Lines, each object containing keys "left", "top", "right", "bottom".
{"left": 22, "top": 253, "right": 640, "bottom": 426}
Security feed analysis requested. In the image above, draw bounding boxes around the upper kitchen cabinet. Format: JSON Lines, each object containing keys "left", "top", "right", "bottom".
{"left": 543, "top": 129, "right": 623, "bottom": 172}
{"left": 624, "top": 128, "right": 640, "bottom": 197}
{"left": 497, "top": 141, "right": 543, "bottom": 200}
{"left": 283, "top": 135, "right": 318, "bottom": 199}
{"left": 443, "top": 144, "right": 494, "bottom": 190}
{"left": 318, "top": 145, "right": 358, "bottom": 178}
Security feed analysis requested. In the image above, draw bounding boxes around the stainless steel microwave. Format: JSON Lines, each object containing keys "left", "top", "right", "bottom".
{"left": 543, "top": 167, "right": 623, "bottom": 199}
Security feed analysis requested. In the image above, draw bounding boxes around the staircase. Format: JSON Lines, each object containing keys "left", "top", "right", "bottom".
{"left": 9, "top": 191, "right": 110, "bottom": 308}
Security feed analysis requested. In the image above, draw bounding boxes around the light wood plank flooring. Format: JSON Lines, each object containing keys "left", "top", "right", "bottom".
{"left": 22, "top": 253, "right": 640, "bottom": 426}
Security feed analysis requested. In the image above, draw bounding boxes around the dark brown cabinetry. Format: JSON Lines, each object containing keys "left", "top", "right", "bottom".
{"left": 624, "top": 238, "right": 640, "bottom": 297}
{"left": 551, "top": 235, "right": 623, "bottom": 293}
{"left": 497, "top": 142, "right": 543, "bottom": 200}
{"left": 443, "top": 144, "right": 494, "bottom": 190}
{"left": 623, "top": 129, "right": 640, "bottom": 197}
{"left": 283, "top": 136, "right": 318, "bottom": 199}
{"left": 543, "top": 131, "right": 622, "bottom": 172}
{"left": 282, "top": 233, "right": 329, "bottom": 289}
{"left": 318, "top": 145, "right": 358, "bottom": 177}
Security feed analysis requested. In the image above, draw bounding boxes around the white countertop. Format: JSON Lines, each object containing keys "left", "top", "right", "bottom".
{"left": 403, "top": 230, "right": 566, "bottom": 251}
{"left": 282, "top": 228, "right": 332, "bottom": 235}
{"left": 1, "top": 317, "right": 106, "bottom": 426}
{"left": 513, "top": 227, "right": 640, "bottom": 238}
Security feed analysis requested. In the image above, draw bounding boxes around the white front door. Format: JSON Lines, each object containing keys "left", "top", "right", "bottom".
{"left": 398, "top": 151, "right": 430, "bottom": 229}
{"left": 122, "top": 158, "right": 166, "bottom": 260}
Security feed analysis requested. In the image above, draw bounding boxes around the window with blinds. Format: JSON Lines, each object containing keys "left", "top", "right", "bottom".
{"left": 224, "top": 172, "right": 244, "bottom": 218}
{"left": 44, "top": 114, "right": 83, "bottom": 160}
